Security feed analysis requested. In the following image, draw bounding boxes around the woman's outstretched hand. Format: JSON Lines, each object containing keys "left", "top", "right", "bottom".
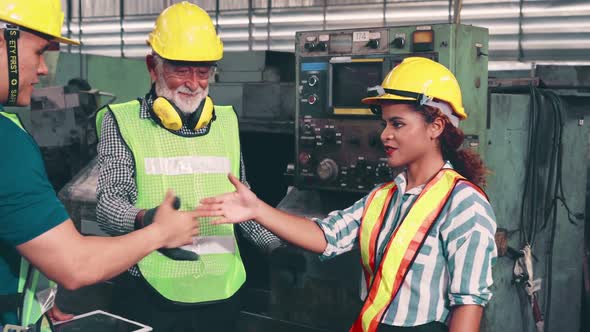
{"left": 196, "top": 173, "right": 261, "bottom": 224}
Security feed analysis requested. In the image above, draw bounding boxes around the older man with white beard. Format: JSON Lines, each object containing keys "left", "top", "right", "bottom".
{"left": 95, "top": 2, "right": 281, "bottom": 331}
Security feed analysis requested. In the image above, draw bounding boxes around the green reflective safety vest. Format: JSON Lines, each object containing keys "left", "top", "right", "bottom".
{"left": 0, "top": 112, "right": 57, "bottom": 332}
{"left": 96, "top": 100, "right": 246, "bottom": 304}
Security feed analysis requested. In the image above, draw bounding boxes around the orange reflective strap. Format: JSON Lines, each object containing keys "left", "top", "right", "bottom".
{"left": 352, "top": 169, "right": 464, "bottom": 332}
{"left": 359, "top": 182, "right": 396, "bottom": 289}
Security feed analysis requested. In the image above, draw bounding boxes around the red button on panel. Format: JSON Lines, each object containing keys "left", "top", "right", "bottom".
{"left": 308, "top": 94, "right": 317, "bottom": 105}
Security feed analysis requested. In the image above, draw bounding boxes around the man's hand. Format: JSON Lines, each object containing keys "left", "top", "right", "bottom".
{"left": 47, "top": 305, "right": 74, "bottom": 322}
{"left": 196, "top": 173, "right": 261, "bottom": 224}
{"left": 146, "top": 191, "right": 201, "bottom": 260}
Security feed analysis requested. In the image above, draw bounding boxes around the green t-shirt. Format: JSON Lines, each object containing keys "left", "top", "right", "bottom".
{"left": 0, "top": 112, "right": 69, "bottom": 326}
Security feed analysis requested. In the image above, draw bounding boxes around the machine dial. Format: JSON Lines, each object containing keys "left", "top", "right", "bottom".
{"left": 366, "top": 39, "right": 380, "bottom": 49}
{"left": 316, "top": 159, "right": 339, "bottom": 182}
{"left": 308, "top": 75, "right": 319, "bottom": 87}
{"left": 391, "top": 37, "right": 405, "bottom": 49}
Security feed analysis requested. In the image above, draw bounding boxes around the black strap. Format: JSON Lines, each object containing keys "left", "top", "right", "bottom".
{"left": 4, "top": 25, "right": 20, "bottom": 106}
{"left": 367, "top": 87, "right": 427, "bottom": 104}
{"left": 378, "top": 321, "right": 448, "bottom": 332}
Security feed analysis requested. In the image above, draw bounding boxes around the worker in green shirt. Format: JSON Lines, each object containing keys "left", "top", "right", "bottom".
{"left": 0, "top": 0, "right": 202, "bottom": 330}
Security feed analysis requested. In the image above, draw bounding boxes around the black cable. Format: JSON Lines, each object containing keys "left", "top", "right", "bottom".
{"left": 514, "top": 83, "right": 584, "bottom": 332}
{"left": 540, "top": 92, "right": 559, "bottom": 231}
{"left": 520, "top": 85, "right": 534, "bottom": 243}
{"left": 540, "top": 90, "right": 580, "bottom": 225}
{"left": 518, "top": 88, "right": 558, "bottom": 330}
{"left": 520, "top": 83, "right": 541, "bottom": 246}
{"left": 530, "top": 88, "right": 583, "bottom": 331}
{"left": 529, "top": 86, "right": 541, "bottom": 246}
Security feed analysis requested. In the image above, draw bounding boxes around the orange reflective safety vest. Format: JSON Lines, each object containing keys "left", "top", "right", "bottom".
{"left": 351, "top": 169, "right": 485, "bottom": 332}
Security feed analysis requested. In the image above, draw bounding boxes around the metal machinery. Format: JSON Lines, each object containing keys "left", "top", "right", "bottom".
{"left": 12, "top": 80, "right": 105, "bottom": 192}
{"left": 294, "top": 24, "right": 488, "bottom": 192}
{"left": 483, "top": 67, "right": 589, "bottom": 332}
{"left": 210, "top": 51, "right": 295, "bottom": 207}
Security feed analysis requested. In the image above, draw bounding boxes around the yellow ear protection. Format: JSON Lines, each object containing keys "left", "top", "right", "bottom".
{"left": 152, "top": 96, "right": 215, "bottom": 131}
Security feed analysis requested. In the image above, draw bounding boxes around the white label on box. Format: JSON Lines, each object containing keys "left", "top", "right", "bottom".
{"left": 353, "top": 31, "right": 369, "bottom": 42}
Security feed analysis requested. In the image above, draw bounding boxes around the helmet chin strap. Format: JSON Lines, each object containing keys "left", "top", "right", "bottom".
{"left": 3, "top": 24, "right": 20, "bottom": 106}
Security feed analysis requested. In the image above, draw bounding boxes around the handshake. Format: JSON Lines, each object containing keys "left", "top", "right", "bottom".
{"left": 136, "top": 195, "right": 200, "bottom": 261}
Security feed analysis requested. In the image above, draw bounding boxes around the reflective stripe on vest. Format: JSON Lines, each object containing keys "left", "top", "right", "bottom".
{"left": 107, "top": 100, "right": 245, "bottom": 304}
{"left": 0, "top": 112, "right": 56, "bottom": 331}
{"left": 352, "top": 169, "right": 465, "bottom": 332}
{"left": 0, "top": 111, "right": 24, "bottom": 130}
{"left": 18, "top": 260, "right": 56, "bottom": 331}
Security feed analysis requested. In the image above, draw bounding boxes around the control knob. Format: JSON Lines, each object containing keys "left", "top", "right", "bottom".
{"left": 308, "top": 75, "right": 319, "bottom": 87}
{"left": 304, "top": 42, "right": 316, "bottom": 51}
{"left": 391, "top": 37, "right": 405, "bottom": 49}
{"left": 366, "top": 39, "right": 380, "bottom": 49}
{"left": 316, "top": 158, "right": 339, "bottom": 182}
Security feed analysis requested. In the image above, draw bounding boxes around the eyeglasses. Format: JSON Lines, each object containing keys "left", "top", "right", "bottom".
{"left": 162, "top": 61, "right": 216, "bottom": 80}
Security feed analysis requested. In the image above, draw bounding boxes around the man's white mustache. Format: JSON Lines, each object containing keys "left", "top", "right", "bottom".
{"left": 176, "top": 86, "right": 202, "bottom": 96}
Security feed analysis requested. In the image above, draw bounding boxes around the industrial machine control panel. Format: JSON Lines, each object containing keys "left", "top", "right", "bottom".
{"left": 295, "top": 24, "right": 489, "bottom": 192}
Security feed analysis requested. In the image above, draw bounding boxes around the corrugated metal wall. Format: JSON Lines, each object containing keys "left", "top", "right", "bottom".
{"left": 59, "top": 0, "right": 590, "bottom": 70}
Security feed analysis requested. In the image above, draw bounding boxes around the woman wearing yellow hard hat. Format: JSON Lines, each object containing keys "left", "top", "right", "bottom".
{"left": 196, "top": 57, "right": 497, "bottom": 332}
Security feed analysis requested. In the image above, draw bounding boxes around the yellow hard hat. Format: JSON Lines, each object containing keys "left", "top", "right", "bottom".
{"left": 148, "top": 1, "right": 223, "bottom": 62}
{"left": 362, "top": 57, "right": 466, "bottom": 120}
{"left": 0, "top": 0, "right": 80, "bottom": 45}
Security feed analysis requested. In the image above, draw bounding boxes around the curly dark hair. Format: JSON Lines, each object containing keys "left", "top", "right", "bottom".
{"left": 417, "top": 105, "right": 489, "bottom": 187}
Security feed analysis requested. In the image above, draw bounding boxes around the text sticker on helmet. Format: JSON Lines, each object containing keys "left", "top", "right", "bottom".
{"left": 353, "top": 31, "right": 369, "bottom": 42}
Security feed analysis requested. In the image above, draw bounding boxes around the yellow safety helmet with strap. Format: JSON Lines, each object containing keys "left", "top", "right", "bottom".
{"left": 0, "top": 0, "right": 80, "bottom": 45}
{"left": 147, "top": 1, "right": 223, "bottom": 62}
{"left": 362, "top": 57, "right": 466, "bottom": 122}
{"left": 0, "top": 0, "right": 80, "bottom": 106}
